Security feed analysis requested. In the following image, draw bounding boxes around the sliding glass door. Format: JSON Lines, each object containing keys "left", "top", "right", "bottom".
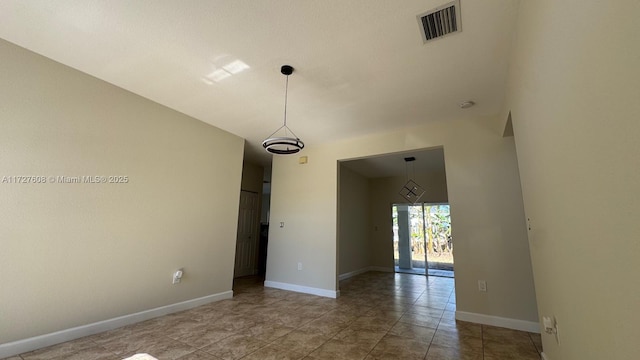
{"left": 392, "top": 203, "right": 453, "bottom": 277}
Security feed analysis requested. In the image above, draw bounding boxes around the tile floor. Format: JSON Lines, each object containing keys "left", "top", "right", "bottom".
{"left": 5, "top": 272, "right": 542, "bottom": 360}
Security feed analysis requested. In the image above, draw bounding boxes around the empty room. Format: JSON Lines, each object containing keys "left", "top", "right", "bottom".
{"left": 1, "top": 1, "right": 638, "bottom": 360}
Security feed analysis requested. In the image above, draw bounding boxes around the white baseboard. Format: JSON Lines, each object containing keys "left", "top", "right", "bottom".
{"left": 338, "top": 266, "right": 394, "bottom": 281}
{"left": 264, "top": 280, "right": 339, "bottom": 298}
{"left": 338, "top": 268, "right": 370, "bottom": 281}
{"left": 0, "top": 291, "right": 233, "bottom": 359}
{"left": 541, "top": 352, "right": 550, "bottom": 360}
{"left": 455, "top": 311, "right": 540, "bottom": 333}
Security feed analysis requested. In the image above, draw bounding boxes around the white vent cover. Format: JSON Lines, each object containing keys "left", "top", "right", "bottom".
{"left": 417, "top": 0, "right": 462, "bottom": 43}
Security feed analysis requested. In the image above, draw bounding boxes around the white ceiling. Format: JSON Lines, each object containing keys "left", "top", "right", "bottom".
{"left": 341, "top": 148, "right": 445, "bottom": 179}
{"left": 0, "top": 1, "right": 518, "bottom": 166}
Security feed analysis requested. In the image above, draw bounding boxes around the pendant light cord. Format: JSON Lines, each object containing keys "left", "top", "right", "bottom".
{"left": 264, "top": 67, "right": 301, "bottom": 141}
{"left": 283, "top": 75, "right": 289, "bottom": 127}
{"left": 406, "top": 161, "right": 410, "bottom": 182}
{"left": 405, "top": 158, "right": 417, "bottom": 181}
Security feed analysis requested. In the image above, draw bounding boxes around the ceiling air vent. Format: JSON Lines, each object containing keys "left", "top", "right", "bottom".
{"left": 417, "top": 0, "right": 462, "bottom": 43}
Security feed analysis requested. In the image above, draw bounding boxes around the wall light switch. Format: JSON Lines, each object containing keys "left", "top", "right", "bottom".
{"left": 297, "top": 262, "right": 302, "bottom": 271}
{"left": 173, "top": 269, "right": 183, "bottom": 284}
{"left": 280, "top": 222, "right": 284, "bottom": 228}
{"left": 478, "top": 280, "right": 487, "bottom": 292}
{"left": 543, "top": 316, "right": 554, "bottom": 333}
{"left": 543, "top": 316, "right": 560, "bottom": 343}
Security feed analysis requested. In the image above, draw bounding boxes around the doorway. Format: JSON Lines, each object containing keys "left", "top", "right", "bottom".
{"left": 337, "top": 147, "right": 451, "bottom": 283}
{"left": 234, "top": 190, "right": 260, "bottom": 278}
{"left": 392, "top": 202, "right": 453, "bottom": 277}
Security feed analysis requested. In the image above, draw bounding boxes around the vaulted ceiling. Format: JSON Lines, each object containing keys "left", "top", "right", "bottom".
{"left": 0, "top": 0, "right": 518, "bottom": 166}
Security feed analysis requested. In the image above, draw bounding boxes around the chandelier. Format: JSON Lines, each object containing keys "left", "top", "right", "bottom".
{"left": 262, "top": 65, "right": 305, "bottom": 155}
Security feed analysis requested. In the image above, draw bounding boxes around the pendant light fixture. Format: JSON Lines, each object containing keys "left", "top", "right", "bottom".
{"left": 399, "top": 157, "right": 426, "bottom": 203}
{"left": 262, "top": 65, "right": 305, "bottom": 155}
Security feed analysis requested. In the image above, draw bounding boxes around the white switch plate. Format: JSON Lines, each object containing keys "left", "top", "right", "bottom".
{"left": 172, "top": 269, "right": 183, "bottom": 284}
{"left": 478, "top": 280, "right": 487, "bottom": 292}
{"left": 543, "top": 316, "right": 554, "bottom": 333}
{"left": 543, "top": 316, "right": 560, "bottom": 344}
{"left": 297, "top": 262, "right": 302, "bottom": 271}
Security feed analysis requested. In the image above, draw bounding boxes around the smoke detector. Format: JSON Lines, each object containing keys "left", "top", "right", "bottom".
{"left": 459, "top": 100, "right": 475, "bottom": 109}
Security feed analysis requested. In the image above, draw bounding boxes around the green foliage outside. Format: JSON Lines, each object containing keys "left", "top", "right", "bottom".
{"left": 393, "top": 204, "right": 453, "bottom": 269}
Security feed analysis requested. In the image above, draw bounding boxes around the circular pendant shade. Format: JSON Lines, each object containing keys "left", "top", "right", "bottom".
{"left": 262, "top": 65, "right": 304, "bottom": 155}
{"left": 262, "top": 136, "right": 305, "bottom": 155}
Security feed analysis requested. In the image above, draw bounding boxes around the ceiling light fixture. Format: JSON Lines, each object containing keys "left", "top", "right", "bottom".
{"left": 399, "top": 157, "right": 425, "bottom": 203}
{"left": 262, "top": 65, "right": 305, "bottom": 155}
{"left": 459, "top": 100, "right": 475, "bottom": 109}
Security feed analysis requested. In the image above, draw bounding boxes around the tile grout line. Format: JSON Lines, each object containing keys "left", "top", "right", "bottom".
{"left": 481, "top": 323, "right": 485, "bottom": 360}
{"left": 527, "top": 332, "right": 542, "bottom": 358}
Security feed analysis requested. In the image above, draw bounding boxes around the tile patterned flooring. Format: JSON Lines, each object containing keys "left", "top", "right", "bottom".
{"left": 5, "top": 272, "right": 542, "bottom": 360}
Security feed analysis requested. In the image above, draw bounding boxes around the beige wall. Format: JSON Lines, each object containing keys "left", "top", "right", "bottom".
{"left": 268, "top": 117, "right": 538, "bottom": 322}
{"left": 505, "top": 1, "right": 640, "bottom": 358}
{"left": 240, "top": 161, "right": 264, "bottom": 194}
{"left": 266, "top": 151, "right": 338, "bottom": 291}
{"left": 261, "top": 193, "right": 271, "bottom": 224}
{"left": 338, "top": 165, "right": 371, "bottom": 275}
{"left": 369, "top": 171, "right": 448, "bottom": 269}
{"left": 0, "top": 39, "right": 244, "bottom": 343}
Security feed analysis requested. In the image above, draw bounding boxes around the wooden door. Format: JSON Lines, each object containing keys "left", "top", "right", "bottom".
{"left": 234, "top": 191, "right": 260, "bottom": 278}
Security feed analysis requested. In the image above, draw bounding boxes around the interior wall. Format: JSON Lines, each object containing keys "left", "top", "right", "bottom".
{"left": 505, "top": 1, "right": 640, "bottom": 358}
{"left": 240, "top": 160, "right": 264, "bottom": 232}
{"left": 240, "top": 161, "right": 264, "bottom": 194}
{"left": 369, "top": 171, "right": 448, "bottom": 269}
{"left": 261, "top": 193, "right": 271, "bottom": 224}
{"left": 0, "top": 39, "right": 245, "bottom": 344}
{"left": 337, "top": 165, "right": 371, "bottom": 276}
{"left": 267, "top": 116, "right": 538, "bottom": 323}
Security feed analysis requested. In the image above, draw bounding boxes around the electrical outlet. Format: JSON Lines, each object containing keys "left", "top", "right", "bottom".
{"left": 543, "top": 316, "right": 560, "bottom": 344}
{"left": 297, "top": 262, "right": 302, "bottom": 271}
{"left": 478, "top": 280, "right": 487, "bottom": 292}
